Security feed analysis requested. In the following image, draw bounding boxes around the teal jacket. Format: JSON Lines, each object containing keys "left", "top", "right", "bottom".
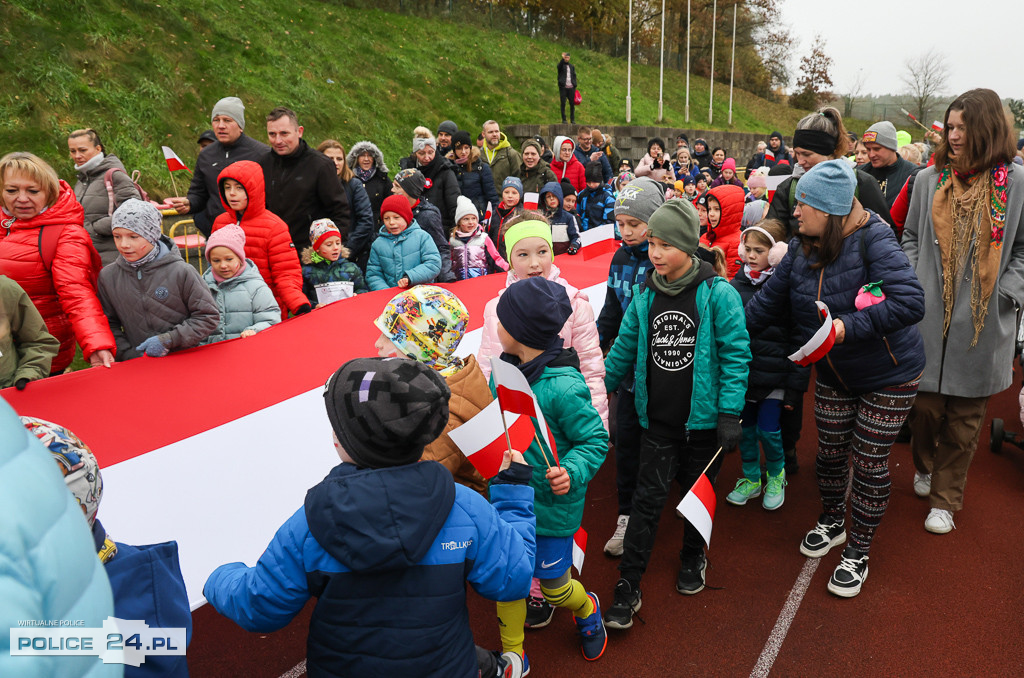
{"left": 0, "top": 397, "right": 119, "bottom": 678}
{"left": 366, "top": 222, "right": 442, "bottom": 291}
{"left": 491, "top": 353, "right": 608, "bottom": 537}
{"left": 604, "top": 268, "right": 750, "bottom": 432}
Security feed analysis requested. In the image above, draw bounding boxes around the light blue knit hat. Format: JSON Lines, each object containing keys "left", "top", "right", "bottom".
{"left": 795, "top": 159, "right": 856, "bottom": 216}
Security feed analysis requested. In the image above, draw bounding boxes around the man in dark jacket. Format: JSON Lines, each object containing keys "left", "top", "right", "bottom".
{"left": 858, "top": 121, "right": 915, "bottom": 209}
{"left": 558, "top": 52, "right": 577, "bottom": 124}
{"left": 575, "top": 126, "right": 613, "bottom": 183}
{"left": 260, "top": 106, "right": 352, "bottom": 252}
{"left": 204, "top": 358, "right": 536, "bottom": 678}
{"left": 168, "top": 96, "right": 269, "bottom": 236}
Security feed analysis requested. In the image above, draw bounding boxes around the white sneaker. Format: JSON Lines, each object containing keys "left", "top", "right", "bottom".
{"left": 913, "top": 472, "right": 931, "bottom": 498}
{"left": 925, "top": 508, "right": 956, "bottom": 534}
{"left": 603, "top": 515, "right": 629, "bottom": 557}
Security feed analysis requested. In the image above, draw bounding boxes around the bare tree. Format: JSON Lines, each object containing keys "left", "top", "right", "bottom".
{"left": 841, "top": 69, "right": 866, "bottom": 118}
{"left": 902, "top": 49, "right": 950, "bottom": 123}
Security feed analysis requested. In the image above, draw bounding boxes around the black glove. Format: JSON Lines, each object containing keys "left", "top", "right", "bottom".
{"left": 294, "top": 304, "right": 312, "bottom": 316}
{"left": 783, "top": 388, "right": 804, "bottom": 410}
{"left": 568, "top": 245, "right": 580, "bottom": 255}
{"left": 717, "top": 413, "right": 742, "bottom": 451}
{"left": 14, "top": 378, "right": 28, "bottom": 391}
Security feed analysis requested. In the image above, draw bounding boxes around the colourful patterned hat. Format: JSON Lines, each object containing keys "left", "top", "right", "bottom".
{"left": 22, "top": 416, "right": 103, "bottom": 527}
{"left": 374, "top": 285, "right": 470, "bottom": 377}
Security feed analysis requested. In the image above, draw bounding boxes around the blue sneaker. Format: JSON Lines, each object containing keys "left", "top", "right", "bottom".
{"left": 575, "top": 592, "right": 607, "bottom": 661}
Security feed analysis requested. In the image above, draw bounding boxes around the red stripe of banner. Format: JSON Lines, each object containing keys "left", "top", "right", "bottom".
{"left": 1, "top": 252, "right": 613, "bottom": 469}
{"left": 582, "top": 238, "right": 621, "bottom": 261}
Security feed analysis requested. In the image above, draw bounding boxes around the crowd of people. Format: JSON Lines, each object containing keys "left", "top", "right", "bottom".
{"left": 3, "top": 82, "right": 1024, "bottom": 678}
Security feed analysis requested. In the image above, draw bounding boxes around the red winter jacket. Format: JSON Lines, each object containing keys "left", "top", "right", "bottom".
{"left": 211, "top": 161, "right": 307, "bottom": 318}
{"left": 549, "top": 156, "right": 586, "bottom": 193}
{"left": 701, "top": 184, "right": 746, "bottom": 279}
{"left": 0, "top": 180, "right": 115, "bottom": 371}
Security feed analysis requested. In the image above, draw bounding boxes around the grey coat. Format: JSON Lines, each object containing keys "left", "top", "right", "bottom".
{"left": 201, "top": 260, "right": 280, "bottom": 344}
{"left": 902, "top": 164, "right": 1024, "bottom": 397}
{"left": 97, "top": 237, "right": 220, "bottom": 360}
{"left": 73, "top": 154, "right": 142, "bottom": 265}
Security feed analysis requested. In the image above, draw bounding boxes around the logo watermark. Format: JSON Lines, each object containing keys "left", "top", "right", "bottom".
{"left": 10, "top": 618, "right": 185, "bottom": 667}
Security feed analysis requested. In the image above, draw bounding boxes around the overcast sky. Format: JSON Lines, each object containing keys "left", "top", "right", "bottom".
{"left": 780, "top": 0, "right": 1024, "bottom": 101}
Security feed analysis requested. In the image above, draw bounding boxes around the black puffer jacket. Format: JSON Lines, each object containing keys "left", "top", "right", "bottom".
{"left": 399, "top": 154, "right": 461, "bottom": 233}
{"left": 731, "top": 267, "right": 809, "bottom": 403}
{"left": 452, "top": 148, "right": 500, "bottom": 216}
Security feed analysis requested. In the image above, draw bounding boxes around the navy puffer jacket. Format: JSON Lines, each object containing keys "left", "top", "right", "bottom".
{"left": 745, "top": 210, "right": 925, "bottom": 394}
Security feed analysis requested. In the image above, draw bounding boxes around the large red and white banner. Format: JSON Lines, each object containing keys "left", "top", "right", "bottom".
{"left": 2, "top": 253, "right": 612, "bottom": 609}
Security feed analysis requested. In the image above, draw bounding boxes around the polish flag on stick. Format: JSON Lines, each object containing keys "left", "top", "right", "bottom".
{"left": 765, "top": 149, "right": 775, "bottom": 161}
{"left": 579, "top": 223, "right": 620, "bottom": 261}
{"left": 676, "top": 448, "right": 722, "bottom": 547}
{"left": 490, "top": 357, "right": 558, "bottom": 468}
{"left": 448, "top": 400, "right": 535, "bottom": 479}
{"left": 931, "top": 121, "right": 944, "bottom": 132}
{"left": 572, "top": 527, "right": 588, "bottom": 574}
{"left": 161, "top": 146, "right": 190, "bottom": 172}
{"left": 523, "top": 192, "right": 540, "bottom": 211}
{"left": 788, "top": 301, "right": 836, "bottom": 366}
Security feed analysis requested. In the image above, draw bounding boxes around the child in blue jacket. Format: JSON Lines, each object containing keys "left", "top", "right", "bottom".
{"left": 576, "top": 162, "right": 616, "bottom": 232}
{"left": 366, "top": 195, "right": 441, "bottom": 291}
{"left": 204, "top": 358, "right": 537, "bottom": 678}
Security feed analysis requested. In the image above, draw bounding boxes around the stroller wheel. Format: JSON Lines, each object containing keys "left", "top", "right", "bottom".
{"left": 990, "top": 418, "right": 1005, "bottom": 454}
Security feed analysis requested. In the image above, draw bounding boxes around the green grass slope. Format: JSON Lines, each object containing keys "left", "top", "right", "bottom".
{"left": 2, "top": 0, "right": 806, "bottom": 196}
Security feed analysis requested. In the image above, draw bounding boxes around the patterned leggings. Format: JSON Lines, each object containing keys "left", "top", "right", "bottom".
{"left": 813, "top": 377, "right": 919, "bottom": 552}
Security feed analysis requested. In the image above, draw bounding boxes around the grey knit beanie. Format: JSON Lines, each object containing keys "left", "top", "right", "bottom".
{"left": 324, "top": 358, "right": 451, "bottom": 469}
{"left": 437, "top": 120, "right": 458, "bottom": 137}
{"left": 112, "top": 199, "right": 163, "bottom": 246}
{"left": 614, "top": 177, "right": 666, "bottom": 224}
{"left": 863, "top": 121, "right": 898, "bottom": 152}
{"left": 211, "top": 96, "right": 246, "bottom": 130}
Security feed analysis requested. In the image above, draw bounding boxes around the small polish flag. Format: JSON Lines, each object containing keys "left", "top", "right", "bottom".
{"left": 572, "top": 527, "right": 588, "bottom": 574}
{"left": 523, "top": 192, "right": 540, "bottom": 211}
{"left": 483, "top": 201, "right": 493, "bottom": 224}
{"left": 579, "top": 223, "right": 620, "bottom": 261}
{"left": 931, "top": 121, "right": 944, "bottom": 132}
{"left": 788, "top": 301, "right": 836, "bottom": 366}
{"left": 161, "top": 146, "right": 189, "bottom": 172}
{"left": 448, "top": 400, "right": 535, "bottom": 479}
{"left": 490, "top": 357, "right": 557, "bottom": 465}
{"left": 676, "top": 472, "right": 716, "bottom": 547}
{"left": 765, "top": 149, "right": 775, "bottom": 161}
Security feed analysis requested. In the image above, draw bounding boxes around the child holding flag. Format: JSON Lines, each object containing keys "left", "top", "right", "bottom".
{"left": 492, "top": 276, "right": 609, "bottom": 667}
{"left": 602, "top": 199, "right": 749, "bottom": 630}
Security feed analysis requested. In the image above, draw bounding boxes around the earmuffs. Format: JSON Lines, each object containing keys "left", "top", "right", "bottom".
{"left": 739, "top": 226, "right": 789, "bottom": 267}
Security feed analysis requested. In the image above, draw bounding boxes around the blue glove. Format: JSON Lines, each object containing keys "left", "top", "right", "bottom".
{"left": 136, "top": 336, "right": 170, "bottom": 358}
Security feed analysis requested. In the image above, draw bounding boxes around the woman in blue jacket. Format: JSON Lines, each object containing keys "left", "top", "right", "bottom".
{"left": 745, "top": 160, "right": 925, "bottom": 599}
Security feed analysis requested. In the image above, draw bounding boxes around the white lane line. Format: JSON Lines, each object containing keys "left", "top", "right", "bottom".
{"left": 750, "top": 557, "right": 820, "bottom": 678}
{"left": 278, "top": 659, "right": 306, "bottom": 678}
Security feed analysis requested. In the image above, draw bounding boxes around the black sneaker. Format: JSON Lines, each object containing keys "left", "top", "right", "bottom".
{"left": 524, "top": 595, "right": 554, "bottom": 629}
{"left": 604, "top": 579, "right": 642, "bottom": 630}
{"left": 784, "top": 448, "right": 799, "bottom": 475}
{"left": 799, "top": 514, "right": 846, "bottom": 558}
{"left": 827, "top": 546, "right": 869, "bottom": 598}
{"left": 675, "top": 553, "right": 707, "bottom": 595}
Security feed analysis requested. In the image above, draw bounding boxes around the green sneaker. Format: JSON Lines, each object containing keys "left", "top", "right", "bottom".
{"left": 763, "top": 470, "right": 786, "bottom": 511}
{"left": 726, "top": 478, "right": 761, "bottom": 505}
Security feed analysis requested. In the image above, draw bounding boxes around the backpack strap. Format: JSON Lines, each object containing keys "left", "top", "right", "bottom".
{"left": 104, "top": 167, "right": 123, "bottom": 216}
{"left": 38, "top": 224, "right": 64, "bottom": 273}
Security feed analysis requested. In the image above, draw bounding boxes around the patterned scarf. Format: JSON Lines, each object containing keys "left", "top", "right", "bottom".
{"left": 355, "top": 166, "right": 375, "bottom": 183}
{"left": 931, "top": 163, "right": 1009, "bottom": 345}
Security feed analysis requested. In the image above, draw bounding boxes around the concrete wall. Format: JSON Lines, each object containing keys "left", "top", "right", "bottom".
{"left": 505, "top": 124, "right": 788, "bottom": 168}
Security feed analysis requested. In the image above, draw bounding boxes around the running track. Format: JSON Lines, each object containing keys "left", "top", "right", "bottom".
{"left": 187, "top": 373, "right": 1024, "bottom": 676}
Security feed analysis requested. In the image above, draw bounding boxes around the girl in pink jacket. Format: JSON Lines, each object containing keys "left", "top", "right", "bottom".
{"left": 477, "top": 216, "right": 608, "bottom": 430}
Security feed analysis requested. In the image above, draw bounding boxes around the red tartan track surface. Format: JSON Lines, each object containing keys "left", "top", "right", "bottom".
{"left": 187, "top": 373, "right": 1024, "bottom": 677}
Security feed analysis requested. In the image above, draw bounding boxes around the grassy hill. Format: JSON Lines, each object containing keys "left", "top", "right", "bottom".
{"left": 2, "top": 0, "right": 807, "bottom": 197}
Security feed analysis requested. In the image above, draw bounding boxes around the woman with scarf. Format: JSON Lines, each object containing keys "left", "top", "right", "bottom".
{"left": 902, "top": 89, "right": 1024, "bottom": 535}
{"left": 746, "top": 160, "right": 925, "bottom": 597}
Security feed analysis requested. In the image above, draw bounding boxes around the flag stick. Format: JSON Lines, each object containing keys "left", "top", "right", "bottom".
{"left": 698, "top": 446, "right": 724, "bottom": 480}
{"left": 496, "top": 407, "right": 516, "bottom": 464}
{"left": 167, "top": 167, "right": 180, "bottom": 198}
{"left": 899, "top": 108, "right": 932, "bottom": 133}
{"left": 533, "top": 432, "right": 554, "bottom": 470}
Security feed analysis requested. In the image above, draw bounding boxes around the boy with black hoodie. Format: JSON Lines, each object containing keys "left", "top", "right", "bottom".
{"left": 539, "top": 180, "right": 581, "bottom": 255}
{"left": 204, "top": 358, "right": 537, "bottom": 678}
{"left": 601, "top": 199, "right": 749, "bottom": 630}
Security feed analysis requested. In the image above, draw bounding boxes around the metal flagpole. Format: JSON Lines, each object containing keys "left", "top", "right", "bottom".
{"left": 658, "top": 0, "right": 665, "bottom": 122}
{"left": 626, "top": 0, "right": 633, "bottom": 123}
{"left": 709, "top": 0, "right": 716, "bottom": 124}
{"left": 685, "top": 0, "right": 691, "bottom": 122}
{"left": 728, "top": 2, "right": 736, "bottom": 125}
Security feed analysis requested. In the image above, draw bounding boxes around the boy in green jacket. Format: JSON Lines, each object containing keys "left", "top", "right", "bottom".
{"left": 601, "top": 199, "right": 750, "bottom": 630}
{"left": 0, "top": 275, "right": 59, "bottom": 388}
{"left": 492, "top": 276, "right": 609, "bottom": 668}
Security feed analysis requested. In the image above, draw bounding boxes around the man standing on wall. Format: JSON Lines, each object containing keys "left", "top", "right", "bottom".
{"left": 558, "top": 52, "right": 577, "bottom": 125}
